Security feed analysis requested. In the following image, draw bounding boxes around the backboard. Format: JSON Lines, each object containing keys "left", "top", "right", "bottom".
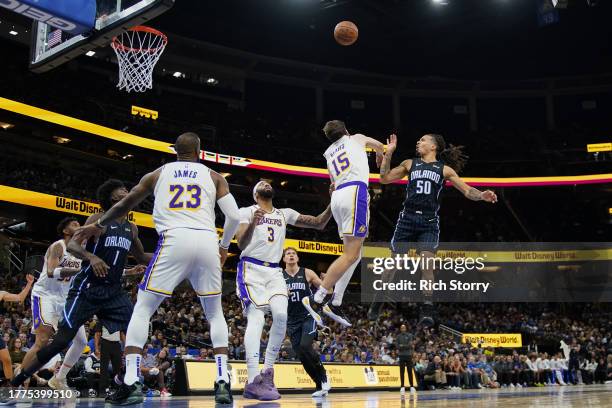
{"left": 29, "top": 0, "right": 174, "bottom": 73}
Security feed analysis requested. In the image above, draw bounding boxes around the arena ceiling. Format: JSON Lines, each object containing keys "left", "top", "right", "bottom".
{"left": 151, "top": 0, "right": 612, "bottom": 79}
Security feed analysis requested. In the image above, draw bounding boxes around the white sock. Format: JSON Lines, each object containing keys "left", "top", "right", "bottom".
{"left": 245, "top": 305, "right": 265, "bottom": 384}
{"left": 124, "top": 354, "right": 141, "bottom": 386}
{"left": 57, "top": 325, "right": 87, "bottom": 379}
{"left": 263, "top": 296, "right": 288, "bottom": 370}
{"left": 332, "top": 257, "right": 361, "bottom": 306}
{"left": 314, "top": 287, "right": 328, "bottom": 304}
{"left": 215, "top": 354, "right": 229, "bottom": 383}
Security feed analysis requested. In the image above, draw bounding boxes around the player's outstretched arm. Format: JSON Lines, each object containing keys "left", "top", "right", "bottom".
{"left": 444, "top": 166, "right": 498, "bottom": 203}
{"left": 353, "top": 133, "right": 385, "bottom": 168}
{"left": 379, "top": 134, "right": 411, "bottom": 184}
{"left": 305, "top": 268, "right": 323, "bottom": 289}
{"left": 212, "top": 171, "right": 241, "bottom": 266}
{"left": 0, "top": 274, "right": 34, "bottom": 303}
{"left": 292, "top": 205, "right": 333, "bottom": 230}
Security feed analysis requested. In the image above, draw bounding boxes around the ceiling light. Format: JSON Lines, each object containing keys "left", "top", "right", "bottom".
{"left": 122, "top": 154, "right": 134, "bottom": 160}
{"left": 0, "top": 121, "right": 14, "bottom": 129}
{"left": 173, "top": 71, "right": 183, "bottom": 78}
{"left": 85, "top": 50, "right": 96, "bottom": 57}
{"left": 53, "top": 136, "right": 71, "bottom": 144}
{"left": 9, "top": 30, "right": 18, "bottom": 36}
{"left": 206, "top": 77, "right": 218, "bottom": 85}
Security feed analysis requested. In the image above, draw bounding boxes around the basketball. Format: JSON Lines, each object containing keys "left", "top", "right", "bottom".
{"left": 334, "top": 20, "right": 358, "bottom": 46}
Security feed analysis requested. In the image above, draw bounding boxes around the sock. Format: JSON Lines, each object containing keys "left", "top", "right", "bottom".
{"left": 331, "top": 257, "right": 361, "bottom": 306}
{"left": 215, "top": 354, "right": 229, "bottom": 383}
{"left": 245, "top": 305, "right": 265, "bottom": 384}
{"left": 314, "top": 287, "right": 328, "bottom": 304}
{"left": 57, "top": 326, "right": 87, "bottom": 380}
{"left": 124, "top": 354, "right": 141, "bottom": 386}
{"left": 263, "top": 296, "right": 288, "bottom": 370}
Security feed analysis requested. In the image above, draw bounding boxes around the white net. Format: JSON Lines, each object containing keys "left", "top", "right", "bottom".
{"left": 111, "top": 26, "right": 167, "bottom": 93}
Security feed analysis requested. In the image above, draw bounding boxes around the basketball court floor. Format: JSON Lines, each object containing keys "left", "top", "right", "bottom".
{"left": 20, "top": 384, "right": 612, "bottom": 407}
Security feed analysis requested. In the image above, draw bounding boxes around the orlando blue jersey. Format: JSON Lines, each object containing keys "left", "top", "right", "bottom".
{"left": 284, "top": 267, "right": 312, "bottom": 324}
{"left": 403, "top": 158, "right": 445, "bottom": 215}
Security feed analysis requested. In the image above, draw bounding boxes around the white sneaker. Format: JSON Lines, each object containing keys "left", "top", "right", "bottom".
{"left": 509, "top": 383, "right": 515, "bottom": 388}
{"left": 312, "top": 389, "right": 328, "bottom": 397}
{"left": 322, "top": 381, "right": 331, "bottom": 392}
{"left": 516, "top": 383, "right": 522, "bottom": 388}
{"left": 48, "top": 376, "right": 69, "bottom": 390}
{"left": 301, "top": 297, "right": 324, "bottom": 326}
{"left": 400, "top": 387, "right": 405, "bottom": 395}
{"left": 410, "top": 387, "right": 416, "bottom": 394}
{"left": 160, "top": 389, "right": 172, "bottom": 398}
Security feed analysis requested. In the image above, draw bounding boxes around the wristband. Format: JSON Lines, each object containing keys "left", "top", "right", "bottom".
{"left": 53, "top": 268, "right": 62, "bottom": 279}
{"left": 95, "top": 218, "right": 105, "bottom": 229}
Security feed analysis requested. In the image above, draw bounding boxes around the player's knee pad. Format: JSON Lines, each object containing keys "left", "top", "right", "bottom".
{"left": 200, "top": 296, "right": 228, "bottom": 348}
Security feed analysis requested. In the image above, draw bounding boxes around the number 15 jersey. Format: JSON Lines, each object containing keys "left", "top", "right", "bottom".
{"left": 323, "top": 134, "right": 370, "bottom": 187}
{"left": 153, "top": 161, "right": 217, "bottom": 234}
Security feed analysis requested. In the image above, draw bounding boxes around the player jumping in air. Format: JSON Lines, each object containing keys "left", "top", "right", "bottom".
{"left": 282, "top": 247, "right": 331, "bottom": 397}
{"left": 72, "top": 133, "right": 242, "bottom": 405}
{"left": 308, "top": 120, "right": 385, "bottom": 327}
{"left": 368, "top": 134, "right": 497, "bottom": 325}
{"left": 11, "top": 180, "right": 148, "bottom": 392}
{"left": 235, "top": 180, "right": 332, "bottom": 401}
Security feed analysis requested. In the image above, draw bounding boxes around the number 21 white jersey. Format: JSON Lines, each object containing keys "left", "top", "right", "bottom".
{"left": 152, "top": 161, "right": 217, "bottom": 234}
{"left": 323, "top": 134, "right": 370, "bottom": 186}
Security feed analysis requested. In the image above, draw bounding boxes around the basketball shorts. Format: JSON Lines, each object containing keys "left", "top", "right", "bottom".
{"left": 61, "top": 284, "right": 132, "bottom": 334}
{"left": 236, "top": 257, "right": 288, "bottom": 310}
{"left": 139, "top": 228, "right": 222, "bottom": 298}
{"left": 31, "top": 295, "right": 64, "bottom": 331}
{"left": 390, "top": 210, "right": 440, "bottom": 254}
{"left": 331, "top": 181, "right": 370, "bottom": 238}
{"left": 288, "top": 316, "right": 318, "bottom": 351}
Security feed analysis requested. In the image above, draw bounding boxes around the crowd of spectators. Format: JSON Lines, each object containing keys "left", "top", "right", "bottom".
{"left": 1, "top": 269, "right": 610, "bottom": 395}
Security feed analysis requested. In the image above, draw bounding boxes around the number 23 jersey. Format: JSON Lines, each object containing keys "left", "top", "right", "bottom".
{"left": 238, "top": 206, "right": 299, "bottom": 263}
{"left": 152, "top": 161, "right": 217, "bottom": 234}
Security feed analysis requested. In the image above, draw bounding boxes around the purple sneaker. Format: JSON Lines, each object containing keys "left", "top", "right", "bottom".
{"left": 261, "top": 368, "right": 281, "bottom": 400}
{"left": 243, "top": 374, "right": 280, "bottom": 401}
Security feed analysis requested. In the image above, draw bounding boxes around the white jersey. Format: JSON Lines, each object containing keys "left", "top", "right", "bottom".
{"left": 32, "top": 240, "right": 82, "bottom": 300}
{"left": 323, "top": 134, "right": 370, "bottom": 187}
{"left": 239, "top": 206, "right": 299, "bottom": 263}
{"left": 153, "top": 161, "right": 217, "bottom": 233}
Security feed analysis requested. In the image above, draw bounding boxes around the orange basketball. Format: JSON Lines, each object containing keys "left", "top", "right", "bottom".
{"left": 334, "top": 21, "right": 358, "bottom": 46}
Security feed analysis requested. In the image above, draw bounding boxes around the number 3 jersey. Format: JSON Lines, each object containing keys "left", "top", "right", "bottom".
{"left": 323, "top": 134, "right": 370, "bottom": 187}
{"left": 238, "top": 206, "right": 299, "bottom": 263}
{"left": 31, "top": 239, "right": 82, "bottom": 300}
{"left": 404, "top": 158, "right": 445, "bottom": 214}
{"left": 152, "top": 161, "right": 217, "bottom": 234}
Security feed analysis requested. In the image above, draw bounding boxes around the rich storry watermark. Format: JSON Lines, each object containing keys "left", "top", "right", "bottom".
{"left": 361, "top": 242, "right": 612, "bottom": 303}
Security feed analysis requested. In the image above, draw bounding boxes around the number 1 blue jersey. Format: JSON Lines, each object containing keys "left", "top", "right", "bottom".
{"left": 404, "top": 158, "right": 445, "bottom": 215}
{"left": 323, "top": 135, "right": 370, "bottom": 186}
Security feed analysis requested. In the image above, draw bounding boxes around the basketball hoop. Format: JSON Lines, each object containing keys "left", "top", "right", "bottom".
{"left": 111, "top": 26, "right": 167, "bottom": 93}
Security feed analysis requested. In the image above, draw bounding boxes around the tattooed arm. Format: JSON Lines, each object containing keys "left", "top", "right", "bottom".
{"left": 444, "top": 166, "right": 498, "bottom": 203}
{"left": 291, "top": 205, "right": 333, "bottom": 231}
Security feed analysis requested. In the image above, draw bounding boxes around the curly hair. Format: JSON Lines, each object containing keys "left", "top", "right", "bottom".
{"left": 429, "top": 134, "right": 468, "bottom": 173}
{"left": 56, "top": 216, "right": 78, "bottom": 237}
{"left": 96, "top": 179, "right": 126, "bottom": 211}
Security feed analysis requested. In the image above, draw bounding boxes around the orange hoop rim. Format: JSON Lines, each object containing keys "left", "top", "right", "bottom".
{"left": 111, "top": 25, "right": 168, "bottom": 53}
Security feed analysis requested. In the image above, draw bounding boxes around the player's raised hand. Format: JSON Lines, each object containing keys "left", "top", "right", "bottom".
{"left": 482, "top": 190, "right": 498, "bottom": 203}
{"left": 219, "top": 246, "right": 229, "bottom": 267}
{"left": 386, "top": 134, "right": 398, "bottom": 155}
{"left": 25, "top": 274, "right": 35, "bottom": 285}
{"left": 89, "top": 255, "right": 109, "bottom": 277}
{"left": 253, "top": 208, "right": 266, "bottom": 224}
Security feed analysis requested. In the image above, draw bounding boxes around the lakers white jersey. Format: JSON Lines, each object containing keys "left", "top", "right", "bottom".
{"left": 239, "top": 206, "right": 299, "bottom": 263}
{"left": 32, "top": 240, "right": 82, "bottom": 300}
{"left": 153, "top": 161, "right": 217, "bottom": 233}
{"left": 323, "top": 135, "right": 370, "bottom": 186}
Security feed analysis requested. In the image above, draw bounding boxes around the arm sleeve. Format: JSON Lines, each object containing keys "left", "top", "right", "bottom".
{"left": 239, "top": 207, "right": 252, "bottom": 224}
{"left": 217, "top": 194, "right": 241, "bottom": 249}
{"left": 281, "top": 208, "right": 300, "bottom": 226}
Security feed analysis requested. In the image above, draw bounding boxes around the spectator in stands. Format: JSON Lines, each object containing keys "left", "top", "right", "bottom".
{"left": 140, "top": 345, "right": 171, "bottom": 397}
{"left": 84, "top": 350, "right": 101, "bottom": 397}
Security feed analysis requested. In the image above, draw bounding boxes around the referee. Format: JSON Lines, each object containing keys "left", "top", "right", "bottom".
{"left": 282, "top": 248, "right": 331, "bottom": 398}
{"left": 397, "top": 324, "right": 416, "bottom": 395}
